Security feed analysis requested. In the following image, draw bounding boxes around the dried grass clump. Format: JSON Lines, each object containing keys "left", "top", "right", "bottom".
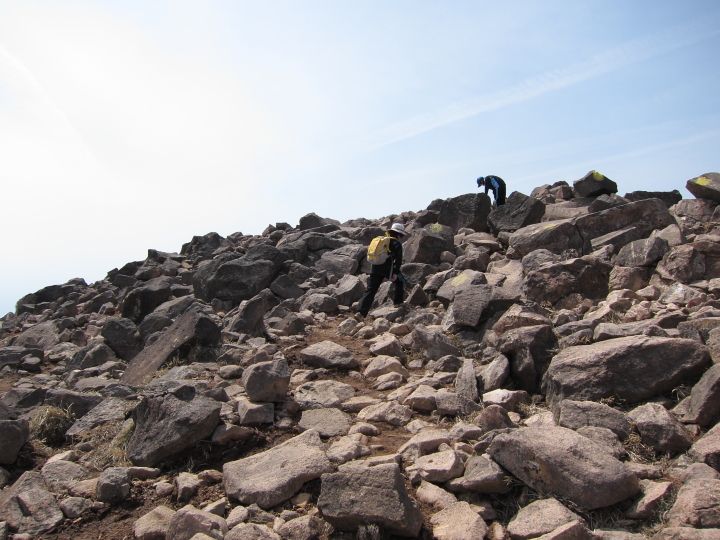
{"left": 80, "top": 419, "right": 133, "bottom": 470}
{"left": 30, "top": 405, "right": 74, "bottom": 447}
{"left": 356, "top": 523, "right": 381, "bottom": 540}
{"left": 623, "top": 432, "right": 658, "bottom": 464}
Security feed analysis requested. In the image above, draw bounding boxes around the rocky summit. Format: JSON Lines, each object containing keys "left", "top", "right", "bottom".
{"left": 2, "top": 170, "right": 720, "bottom": 540}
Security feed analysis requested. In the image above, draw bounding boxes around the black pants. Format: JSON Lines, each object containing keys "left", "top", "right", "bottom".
{"left": 357, "top": 273, "right": 404, "bottom": 316}
{"left": 489, "top": 183, "right": 506, "bottom": 206}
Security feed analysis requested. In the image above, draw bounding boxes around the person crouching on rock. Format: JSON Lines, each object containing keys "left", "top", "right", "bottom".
{"left": 477, "top": 175, "right": 506, "bottom": 206}
{"left": 356, "top": 223, "right": 410, "bottom": 319}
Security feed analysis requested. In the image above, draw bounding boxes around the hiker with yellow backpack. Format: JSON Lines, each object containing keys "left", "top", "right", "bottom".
{"left": 355, "top": 223, "right": 410, "bottom": 319}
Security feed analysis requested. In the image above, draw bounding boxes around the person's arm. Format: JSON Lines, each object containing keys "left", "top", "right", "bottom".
{"left": 390, "top": 239, "right": 403, "bottom": 280}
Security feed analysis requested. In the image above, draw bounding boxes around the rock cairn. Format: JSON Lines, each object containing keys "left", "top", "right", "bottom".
{"left": 2, "top": 171, "right": 720, "bottom": 540}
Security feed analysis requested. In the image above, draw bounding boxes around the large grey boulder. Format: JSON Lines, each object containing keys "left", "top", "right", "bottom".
{"left": 488, "top": 426, "right": 639, "bottom": 509}
{"left": 45, "top": 388, "right": 103, "bottom": 419}
{"left": 126, "top": 390, "right": 221, "bottom": 467}
{"left": 298, "top": 408, "right": 352, "bottom": 438}
{"left": 11, "top": 321, "right": 61, "bottom": 350}
{"left": 223, "top": 430, "right": 333, "bottom": 509}
{"left": 447, "top": 284, "right": 519, "bottom": 328}
{"left": 429, "top": 192, "right": 493, "bottom": 233}
{"left": 242, "top": 358, "right": 291, "bottom": 402}
{"left": 40, "top": 458, "right": 90, "bottom": 492}
{"left": 573, "top": 198, "right": 675, "bottom": 255}
{"left": 625, "top": 189, "right": 682, "bottom": 208}
{"left": 666, "top": 476, "right": 720, "bottom": 529}
{"left": 315, "top": 251, "right": 358, "bottom": 276}
{"left": 446, "top": 454, "right": 510, "bottom": 494}
{"left": 333, "top": 275, "right": 365, "bottom": 307}
{"left": 573, "top": 170, "right": 617, "bottom": 198}
{"left": 299, "top": 341, "right": 358, "bottom": 369}
{"left": 686, "top": 172, "right": 720, "bottom": 203}
{"left": 121, "top": 305, "right": 221, "bottom": 386}
{"left": 509, "top": 219, "right": 584, "bottom": 258}
{"left": 524, "top": 256, "right": 612, "bottom": 305}
{"left": 403, "top": 227, "right": 453, "bottom": 265}
{"left": 614, "top": 236, "right": 670, "bottom": 267}
{"left": 688, "top": 423, "right": 720, "bottom": 471}
{"left": 542, "top": 336, "right": 711, "bottom": 409}
{"left": 193, "top": 251, "right": 283, "bottom": 306}
{"left": 317, "top": 462, "right": 423, "bottom": 537}
{"left": 488, "top": 191, "right": 545, "bottom": 235}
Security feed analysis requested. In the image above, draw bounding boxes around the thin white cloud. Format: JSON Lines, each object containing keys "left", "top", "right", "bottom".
{"left": 358, "top": 13, "right": 720, "bottom": 153}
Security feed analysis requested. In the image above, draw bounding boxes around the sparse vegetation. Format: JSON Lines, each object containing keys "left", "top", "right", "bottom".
{"left": 29, "top": 405, "right": 74, "bottom": 447}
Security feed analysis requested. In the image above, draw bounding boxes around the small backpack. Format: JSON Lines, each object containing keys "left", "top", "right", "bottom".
{"left": 367, "top": 234, "right": 393, "bottom": 265}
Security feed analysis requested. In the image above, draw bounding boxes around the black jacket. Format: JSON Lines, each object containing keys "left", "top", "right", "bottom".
{"left": 370, "top": 237, "right": 403, "bottom": 279}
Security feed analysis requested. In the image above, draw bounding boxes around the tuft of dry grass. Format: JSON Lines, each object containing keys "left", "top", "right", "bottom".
{"left": 79, "top": 419, "right": 133, "bottom": 471}
{"left": 30, "top": 405, "right": 74, "bottom": 447}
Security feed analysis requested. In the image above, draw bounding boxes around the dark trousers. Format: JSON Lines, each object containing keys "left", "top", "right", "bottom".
{"left": 357, "top": 273, "right": 404, "bottom": 316}
{"left": 497, "top": 182, "right": 506, "bottom": 205}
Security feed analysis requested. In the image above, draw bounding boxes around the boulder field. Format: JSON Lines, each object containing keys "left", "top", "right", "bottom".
{"left": 2, "top": 171, "right": 720, "bottom": 539}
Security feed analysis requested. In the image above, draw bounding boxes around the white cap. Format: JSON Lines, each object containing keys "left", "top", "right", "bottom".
{"left": 389, "top": 223, "right": 409, "bottom": 236}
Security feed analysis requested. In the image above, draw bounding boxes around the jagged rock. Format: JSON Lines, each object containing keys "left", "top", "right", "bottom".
{"left": 300, "top": 293, "right": 338, "bottom": 313}
{"left": 357, "top": 401, "right": 413, "bottom": 426}
{"left": 120, "top": 276, "right": 174, "bottom": 323}
{"left": 223, "top": 430, "right": 333, "bottom": 509}
{"left": 448, "top": 284, "right": 519, "bottom": 328}
{"left": 45, "top": 388, "right": 103, "bottom": 418}
{"left": 236, "top": 398, "right": 274, "bottom": 425}
{"left": 488, "top": 426, "right": 639, "bottom": 509}
{"left": 652, "top": 528, "right": 720, "bottom": 539}
{"left": 298, "top": 408, "right": 351, "bottom": 437}
{"left": 96, "top": 467, "right": 130, "bottom": 503}
{"left": 299, "top": 341, "right": 357, "bottom": 369}
{"left": 496, "top": 324, "right": 555, "bottom": 392}
{"left": 542, "top": 336, "right": 711, "bottom": 409}
{"left": 657, "top": 245, "right": 706, "bottom": 283}
{"left": 166, "top": 504, "right": 228, "bottom": 540}
{"left": 326, "top": 433, "right": 371, "bottom": 464}
{"left": 625, "top": 189, "right": 682, "bottom": 208}
{"left": 277, "top": 515, "right": 324, "bottom": 540}
{"left": 333, "top": 275, "right": 365, "bottom": 306}
{"left": 226, "top": 295, "right": 266, "bottom": 335}
{"left": 430, "top": 192, "right": 493, "bottom": 233}
{"left": 446, "top": 454, "right": 510, "bottom": 493}
{"left": 317, "top": 462, "right": 423, "bottom": 537}
{"left": 573, "top": 170, "right": 617, "bottom": 198}
{"left": 126, "top": 391, "right": 221, "bottom": 467}
{"left": 506, "top": 498, "right": 583, "bottom": 540}
{"left": 416, "top": 480, "right": 458, "bottom": 509}
{"left": 488, "top": 191, "right": 545, "bottom": 235}
{"left": 65, "top": 397, "right": 129, "bottom": 438}
{"left": 555, "top": 400, "right": 631, "bottom": 439}
{"left": 482, "top": 389, "right": 530, "bottom": 412}
{"left": 242, "top": 358, "right": 291, "bottom": 402}
{"left": 225, "top": 523, "right": 280, "bottom": 540}
{"left": 133, "top": 506, "right": 176, "bottom": 540}
{"left": 58, "top": 496, "right": 92, "bottom": 519}
{"left": 686, "top": 172, "right": 720, "bottom": 202}
{"left": 475, "top": 404, "right": 518, "bottom": 432}
{"left": 436, "top": 390, "right": 481, "bottom": 416}
{"left": 687, "top": 423, "right": 720, "bottom": 470}
{"left": 666, "top": 475, "right": 720, "bottom": 529}
{"left": 315, "top": 251, "right": 358, "bottom": 276}
{"left": 364, "top": 355, "right": 409, "bottom": 379}
{"left": 683, "top": 364, "right": 720, "bottom": 426}
{"left": 625, "top": 479, "right": 673, "bottom": 520}
{"left": 121, "top": 305, "right": 221, "bottom": 386}
{"left": 614, "top": 236, "right": 669, "bottom": 267}
{"left": 0, "top": 471, "right": 64, "bottom": 537}
{"left": 176, "top": 472, "right": 204, "bottom": 503}
{"left": 410, "top": 324, "right": 461, "bottom": 360}
{"left": 404, "top": 227, "right": 453, "bottom": 265}
{"left": 0, "top": 418, "right": 29, "bottom": 465}
{"left": 67, "top": 342, "right": 118, "bottom": 372}
{"left": 574, "top": 198, "right": 675, "bottom": 255}
{"left": 477, "top": 352, "right": 510, "bottom": 392}
{"left": 398, "top": 428, "right": 451, "bottom": 456}
{"left": 430, "top": 501, "right": 488, "bottom": 540}
{"left": 627, "top": 403, "right": 693, "bottom": 454}
{"left": 294, "top": 380, "right": 355, "bottom": 410}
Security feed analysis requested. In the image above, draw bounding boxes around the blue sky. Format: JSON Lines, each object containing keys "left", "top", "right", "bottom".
{"left": 1, "top": 0, "right": 718, "bottom": 315}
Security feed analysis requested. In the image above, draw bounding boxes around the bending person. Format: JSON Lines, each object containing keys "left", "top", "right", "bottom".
{"left": 477, "top": 175, "right": 506, "bottom": 206}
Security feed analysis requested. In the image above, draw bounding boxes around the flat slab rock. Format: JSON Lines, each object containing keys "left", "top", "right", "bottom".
{"left": 299, "top": 340, "right": 358, "bottom": 369}
{"left": 223, "top": 430, "right": 333, "bottom": 509}
{"left": 487, "top": 426, "right": 640, "bottom": 510}
{"left": 317, "top": 462, "right": 423, "bottom": 537}
{"left": 0, "top": 471, "right": 64, "bottom": 536}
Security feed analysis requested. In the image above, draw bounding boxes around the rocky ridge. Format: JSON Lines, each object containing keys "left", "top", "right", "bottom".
{"left": 2, "top": 171, "right": 720, "bottom": 539}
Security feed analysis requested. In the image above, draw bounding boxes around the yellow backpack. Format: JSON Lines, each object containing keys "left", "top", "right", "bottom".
{"left": 367, "top": 233, "right": 392, "bottom": 265}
